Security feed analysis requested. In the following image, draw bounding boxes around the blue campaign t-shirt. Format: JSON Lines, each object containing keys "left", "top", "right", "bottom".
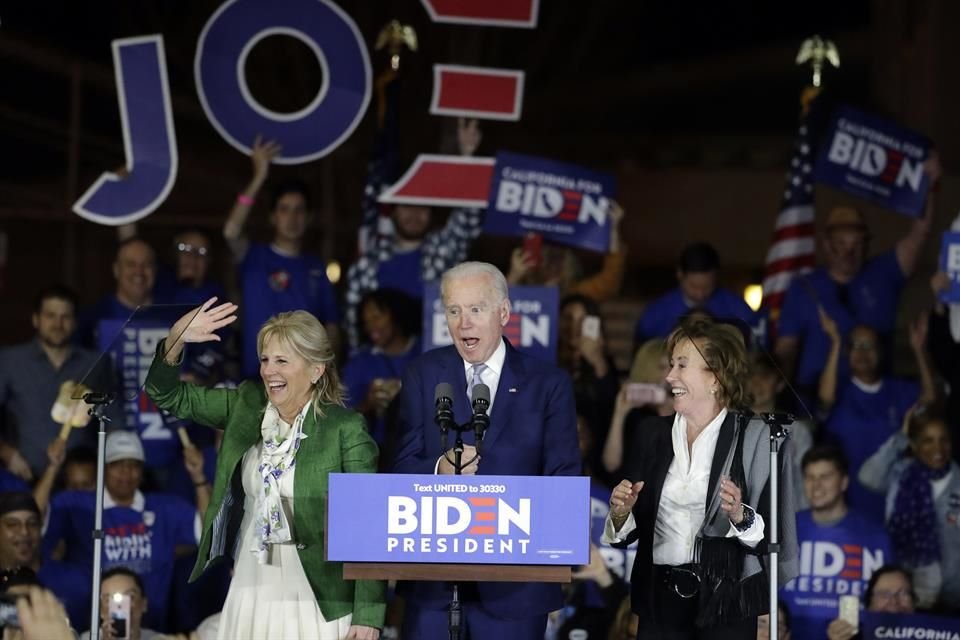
{"left": 824, "top": 377, "right": 918, "bottom": 520}
{"left": 343, "top": 338, "right": 421, "bottom": 445}
{"left": 375, "top": 247, "right": 424, "bottom": 302}
{"left": 42, "top": 489, "right": 200, "bottom": 631}
{"left": 778, "top": 250, "right": 905, "bottom": 387}
{"left": 781, "top": 508, "right": 893, "bottom": 640}
{"left": 634, "top": 286, "right": 756, "bottom": 345}
{"left": 239, "top": 243, "right": 340, "bottom": 379}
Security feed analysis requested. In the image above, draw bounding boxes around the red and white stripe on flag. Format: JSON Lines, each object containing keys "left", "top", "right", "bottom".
{"left": 762, "top": 116, "right": 819, "bottom": 330}
{"left": 430, "top": 65, "right": 525, "bottom": 121}
{"left": 377, "top": 154, "right": 495, "bottom": 208}
{"left": 420, "top": 0, "right": 539, "bottom": 28}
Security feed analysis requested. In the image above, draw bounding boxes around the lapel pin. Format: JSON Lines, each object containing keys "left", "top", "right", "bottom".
{"left": 508, "top": 387, "right": 518, "bottom": 393}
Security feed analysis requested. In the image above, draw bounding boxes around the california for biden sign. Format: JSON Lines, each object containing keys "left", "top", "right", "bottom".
{"left": 326, "top": 474, "right": 590, "bottom": 564}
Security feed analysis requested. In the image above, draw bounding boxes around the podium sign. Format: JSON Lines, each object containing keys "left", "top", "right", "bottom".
{"left": 327, "top": 473, "right": 590, "bottom": 566}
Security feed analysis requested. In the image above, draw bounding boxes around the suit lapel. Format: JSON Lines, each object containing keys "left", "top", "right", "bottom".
{"left": 707, "top": 412, "right": 737, "bottom": 502}
{"left": 474, "top": 340, "right": 518, "bottom": 452}
{"left": 650, "top": 422, "right": 675, "bottom": 510}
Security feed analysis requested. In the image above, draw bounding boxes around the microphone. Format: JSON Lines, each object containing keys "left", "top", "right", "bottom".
{"left": 434, "top": 383, "right": 455, "bottom": 435}
{"left": 470, "top": 383, "right": 491, "bottom": 445}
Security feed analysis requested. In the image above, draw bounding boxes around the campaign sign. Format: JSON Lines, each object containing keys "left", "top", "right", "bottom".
{"left": 861, "top": 611, "right": 960, "bottom": 639}
{"left": 97, "top": 319, "right": 181, "bottom": 468}
{"left": 327, "top": 473, "right": 590, "bottom": 565}
{"left": 421, "top": 283, "right": 558, "bottom": 363}
{"left": 814, "top": 106, "right": 931, "bottom": 217}
{"left": 484, "top": 152, "right": 616, "bottom": 253}
{"left": 939, "top": 232, "right": 960, "bottom": 303}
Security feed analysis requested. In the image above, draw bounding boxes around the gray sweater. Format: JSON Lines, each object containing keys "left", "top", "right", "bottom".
{"left": 859, "top": 432, "right": 960, "bottom": 609}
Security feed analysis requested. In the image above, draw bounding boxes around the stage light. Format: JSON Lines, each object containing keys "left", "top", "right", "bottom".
{"left": 326, "top": 260, "right": 341, "bottom": 284}
{"left": 744, "top": 284, "right": 763, "bottom": 312}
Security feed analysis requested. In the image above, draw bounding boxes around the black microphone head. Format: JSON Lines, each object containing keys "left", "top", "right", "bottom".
{"left": 435, "top": 382, "right": 453, "bottom": 405}
{"left": 471, "top": 383, "right": 490, "bottom": 407}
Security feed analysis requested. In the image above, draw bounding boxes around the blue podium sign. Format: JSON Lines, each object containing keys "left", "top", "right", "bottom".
{"left": 327, "top": 473, "right": 590, "bottom": 565}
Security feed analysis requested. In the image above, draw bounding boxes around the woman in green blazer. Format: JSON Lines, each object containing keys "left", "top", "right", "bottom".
{"left": 145, "top": 299, "right": 384, "bottom": 640}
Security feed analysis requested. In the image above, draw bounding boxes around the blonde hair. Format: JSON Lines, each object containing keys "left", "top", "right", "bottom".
{"left": 629, "top": 338, "right": 666, "bottom": 383}
{"left": 666, "top": 318, "right": 752, "bottom": 410}
{"left": 256, "top": 310, "right": 345, "bottom": 416}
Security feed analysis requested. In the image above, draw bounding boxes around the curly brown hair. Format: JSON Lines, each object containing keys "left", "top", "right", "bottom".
{"left": 666, "top": 318, "right": 752, "bottom": 410}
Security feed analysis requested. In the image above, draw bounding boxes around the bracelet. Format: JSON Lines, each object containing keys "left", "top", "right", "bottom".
{"left": 236, "top": 193, "right": 255, "bottom": 206}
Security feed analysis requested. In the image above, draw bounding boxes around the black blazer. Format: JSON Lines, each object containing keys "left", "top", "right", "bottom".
{"left": 616, "top": 412, "right": 773, "bottom": 620}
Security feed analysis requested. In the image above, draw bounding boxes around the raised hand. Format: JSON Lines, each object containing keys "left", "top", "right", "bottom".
{"left": 164, "top": 298, "right": 238, "bottom": 365}
{"left": 818, "top": 306, "right": 840, "bottom": 344}
{"left": 609, "top": 479, "right": 644, "bottom": 518}
{"left": 250, "top": 135, "right": 282, "bottom": 187}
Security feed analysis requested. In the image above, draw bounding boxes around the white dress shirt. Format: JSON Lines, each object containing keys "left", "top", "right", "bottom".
{"left": 602, "top": 409, "right": 764, "bottom": 564}
{"left": 461, "top": 339, "right": 506, "bottom": 415}
{"left": 434, "top": 340, "right": 507, "bottom": 473}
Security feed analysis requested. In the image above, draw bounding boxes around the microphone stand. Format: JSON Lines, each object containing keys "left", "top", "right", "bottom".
{"left": 758, "top": 412, "right": 792, "bottom": 640}
{"left": 436, "top": 394, "right": 489, "bottom": 640}
{"left": 84, "top": 392, "right": 115, "bottom": 640}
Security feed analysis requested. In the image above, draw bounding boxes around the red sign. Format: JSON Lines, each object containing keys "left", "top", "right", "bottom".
{"left": 420, "top": 0, "right": 539, "bottom": 28}
{"left": 378, "top": 155, "right": 495, "bottom": 208}
{"left": 430, "top": 65, "right": 524, "bottom": 121}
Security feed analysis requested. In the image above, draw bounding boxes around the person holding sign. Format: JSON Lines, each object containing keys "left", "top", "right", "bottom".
{"left": 392, "top": 261, "right": 580, "bottom": 639}
{"left": 775, "top": 152, "right": 940, "bottom": 402}
{"left": 605, "top": 318, "right": 798, "bottom": 640}
{"left": 145, "top": 300, "right": 384, "bottom": 639}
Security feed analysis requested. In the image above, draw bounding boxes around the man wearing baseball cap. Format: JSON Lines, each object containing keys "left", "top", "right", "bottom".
{"left": 42, "top": 431, "right": 201, "bottom": 632}
{"left": 775, "top": 153, "right": 940, "bottom": 403}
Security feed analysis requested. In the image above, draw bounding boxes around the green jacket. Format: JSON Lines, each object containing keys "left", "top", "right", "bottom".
{"left": 144, "top": 342, "right": 386, "bottom": 629}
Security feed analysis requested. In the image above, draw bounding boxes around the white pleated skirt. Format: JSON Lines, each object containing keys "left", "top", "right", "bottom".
{"left": 217, "top": 444, "right": 352, "bottom": 640}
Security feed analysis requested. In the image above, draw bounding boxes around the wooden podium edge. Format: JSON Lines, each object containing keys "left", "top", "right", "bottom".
{"left": 342, "top": 562, "right": 571, "bottom": 583}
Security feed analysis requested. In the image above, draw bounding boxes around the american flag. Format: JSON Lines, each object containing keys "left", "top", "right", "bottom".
{"left": 761, "top": 89, "right": 820, "bottom": 338}
{"left": 357, "top": 68, "right": 402, "bottom": 255}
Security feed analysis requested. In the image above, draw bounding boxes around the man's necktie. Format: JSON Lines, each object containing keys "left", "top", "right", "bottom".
{"left": 467, "top": 363, "right": 487, "bottom": 403}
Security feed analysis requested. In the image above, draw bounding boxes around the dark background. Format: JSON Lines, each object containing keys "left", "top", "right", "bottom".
{"left": 0, "top": 1, "right": 955, "bottom": 355}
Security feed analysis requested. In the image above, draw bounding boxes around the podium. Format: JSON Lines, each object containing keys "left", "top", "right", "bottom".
{"left": 326, "top": 473, "right": 590, "bottom": 583}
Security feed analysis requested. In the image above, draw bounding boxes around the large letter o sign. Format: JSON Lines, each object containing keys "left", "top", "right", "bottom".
{"left": 195, "top": 0, "right": 371, "bottom": 164}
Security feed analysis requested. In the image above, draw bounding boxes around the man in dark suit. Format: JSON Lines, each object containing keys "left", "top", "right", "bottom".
{"left": 392, "top": 261, "right": 581, "bottom": 639}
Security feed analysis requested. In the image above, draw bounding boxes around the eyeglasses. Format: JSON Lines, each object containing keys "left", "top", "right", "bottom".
{"left": 176, "top": 242, "right": 209, "bottom": 257}
{"left": 873, "top": 589, "right": 913, "bottom": 604}
{"left": 850, "top": 340, "right": 877, "bottom": 351}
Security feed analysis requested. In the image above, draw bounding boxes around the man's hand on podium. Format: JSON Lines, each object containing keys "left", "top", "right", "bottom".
{"left": 438, "top": 445, "right": 479, "bottom": 475}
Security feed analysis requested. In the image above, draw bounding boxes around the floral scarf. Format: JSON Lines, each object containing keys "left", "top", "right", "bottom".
{"left": 252, "top": 402, "right": 309, "bottom": 563}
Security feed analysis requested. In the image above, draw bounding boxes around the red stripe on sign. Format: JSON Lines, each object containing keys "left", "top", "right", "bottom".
{"left": 380, "top": 155, "right": 495, "bottom": 208}
{"left": 840, "top": 570, "right": 861, "bottom": 579}
{"left": 562, "top": 190, "right": 582, "bottom": 200}
{"left": 474, "top": 512, "right": 495, "bottom": 521}
{"left": 469, "top": 497, "right": 496, "bottom": 506}
{"left": 468, "top": 526, "right": 495, "bottom": 535}
{"left": 423, "top": 0, "right": 538, "bottom": 26}
{"left": 435, "top": 68, "right": 521, "bottom": 118}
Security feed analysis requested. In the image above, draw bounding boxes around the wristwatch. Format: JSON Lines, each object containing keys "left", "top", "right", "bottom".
{"left": 733, "top": 504, "right": 755, "bottom": 532}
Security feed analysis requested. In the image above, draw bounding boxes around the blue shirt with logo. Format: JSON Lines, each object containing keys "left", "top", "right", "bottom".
{"left": 778, "top": 250, "right": 905, "bottom": 388}
{"left": 781, "top": 508, "right": 893, "bottom": 640}
{"left": 824, "top": 377, "right": 918, "bottom": 520}
{"left": 343, "top": 338, "right": 421, "bottom": 445}
{"left": 633, "top": 286, "right": 756, "bottom": 345}
{"left": 42, "top": 490, "right": 200, "bottom": 631}
{"left": 239, "top": 243, "right": 339, "bottom": 379}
